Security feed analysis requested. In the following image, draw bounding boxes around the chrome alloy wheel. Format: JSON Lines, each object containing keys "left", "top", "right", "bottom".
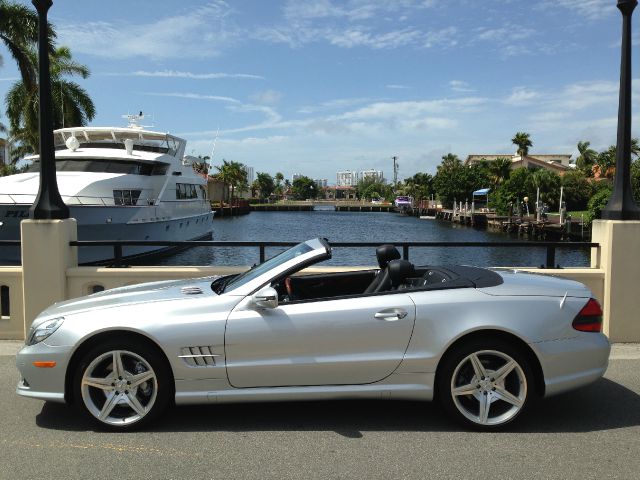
{"left": 450, "top": 350, "right": 527, "bottom": 427}
{"left": 80, "top": 350, "right": 158, "bottom": 427}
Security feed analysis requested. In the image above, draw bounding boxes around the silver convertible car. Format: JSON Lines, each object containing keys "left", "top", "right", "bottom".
{"left": 16, "top": 238, "right": 610, "bottom": 430}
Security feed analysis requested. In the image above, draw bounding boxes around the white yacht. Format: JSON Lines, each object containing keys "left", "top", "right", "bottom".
{"left": 0, "top": 115, "right": 214, "bottom": 264}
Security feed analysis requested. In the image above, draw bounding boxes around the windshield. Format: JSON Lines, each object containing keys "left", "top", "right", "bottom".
{"left": 221, "top": 242, "right": 314, "bottom": 293}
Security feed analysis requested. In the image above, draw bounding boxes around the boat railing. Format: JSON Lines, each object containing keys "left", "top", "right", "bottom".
{"left": 0, "top": 192, "right": 156, "bottom": 207}
{"left": 67, "top": 240, "right": 599, "bottom": 269}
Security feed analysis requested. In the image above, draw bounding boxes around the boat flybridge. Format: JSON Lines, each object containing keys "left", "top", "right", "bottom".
{"left": 0, "top": 116, "right": 214, "bottom": 265}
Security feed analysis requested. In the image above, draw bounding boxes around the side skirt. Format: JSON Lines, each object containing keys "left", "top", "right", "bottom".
{"left": 174, "top": 373, "right": 434, "bottom": 405}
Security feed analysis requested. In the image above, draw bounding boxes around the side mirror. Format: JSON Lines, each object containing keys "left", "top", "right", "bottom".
{"left": 251, "top": 287, "right": 279, "bottom": 309}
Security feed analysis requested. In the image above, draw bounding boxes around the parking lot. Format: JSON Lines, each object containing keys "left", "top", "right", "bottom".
{"left": 1, "top": 343, "right": 639, "bottom": 480}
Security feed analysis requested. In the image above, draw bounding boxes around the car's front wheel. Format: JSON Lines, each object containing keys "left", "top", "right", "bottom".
{"left": 73, "top": 340, "right": 171, "bottom": 430}
{"left": 437, "top": 339, "right": 534, "bottom": 430}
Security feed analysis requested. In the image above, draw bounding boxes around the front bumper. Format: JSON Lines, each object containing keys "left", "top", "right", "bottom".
{"left": 533, "top": 332, "right": 611, "bottom": 397}
{"left": 15, "top": 342, "right": 73, "bottom": 403}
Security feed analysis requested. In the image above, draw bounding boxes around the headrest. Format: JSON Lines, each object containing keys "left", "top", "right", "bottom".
{"left": 376, "top": 244, "right": 401, "bottom": 269}
{"left": 388, "top": 260, "right": 415, "bottom": 287}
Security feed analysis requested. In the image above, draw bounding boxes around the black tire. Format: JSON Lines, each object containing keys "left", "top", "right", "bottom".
{"left": 436, "top": 337, "right": 534, "bottom": 431}
{"left": 73, "top": 338, "right": 172, "bottom": 431}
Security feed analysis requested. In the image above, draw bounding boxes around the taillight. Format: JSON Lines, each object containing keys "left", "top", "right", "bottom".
{"left": 572, "top": 298, "right": 603, "bottom": 332}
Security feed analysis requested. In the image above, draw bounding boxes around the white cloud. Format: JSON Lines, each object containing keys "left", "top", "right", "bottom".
{"left": 338, "top": 97, "right": 487, "bottom": 120}
{"left": 504, "top": 87, "right": 540, "bottom": 106}
{"left": 298, "top": 97, "right": 376, "bottom": 114}
{"left": 143, "top": 92, "right": 241, "bottom": 104}
{"left": 57, "top": 2, "right": 238, "bottom": 59}
{"left": 386, "top": 84, "right": 410, "bottom": 90}
{"left": 249, "top": 90, "right": 283, "bottom": 105}
{"left": 326, "top": 27, "right": 423, "bottom": 49}
{"left": 449, "top": 80, "right": 475, "bottom": 93}
{"left": 424, "top": 27, "right": 458, "bottom": 48}
{"left": 537, "top": 0, "right": 616, "bottom": 20}
{"left": 476, "top": 26, "right": 535, "bottom": 43}
{"left": 126, "top": 70, "right": 264, "bottom": 80}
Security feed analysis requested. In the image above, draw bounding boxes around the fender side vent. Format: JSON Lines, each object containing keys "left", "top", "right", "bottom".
{"left": 181, "top": 286, "right": 204, "bottom": 295}
{"left": 179, "top": 346, "right": 219, "bottom": 367}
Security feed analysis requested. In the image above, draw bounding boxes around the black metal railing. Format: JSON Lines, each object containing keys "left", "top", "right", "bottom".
{"left": 68, "top": 240, "right": 599, "bottom": 268}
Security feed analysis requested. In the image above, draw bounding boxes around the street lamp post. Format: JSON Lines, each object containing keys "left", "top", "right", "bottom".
{"left": 602, "top": 0, "right": 640, "bottom": 220}
{"left": 29, "top": 0, "right": 69, "bottom": 220}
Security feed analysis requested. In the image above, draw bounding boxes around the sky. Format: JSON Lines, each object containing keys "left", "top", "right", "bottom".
{"left": 0, "top": 0, "right": 638, "bottom": 183}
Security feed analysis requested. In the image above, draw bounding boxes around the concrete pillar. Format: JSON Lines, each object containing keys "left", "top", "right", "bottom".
{"left": 591, "top": 219, "right": 640, "bottom": 341}
{"left": 21, "top": 219, "right": 78, "bottom": 330}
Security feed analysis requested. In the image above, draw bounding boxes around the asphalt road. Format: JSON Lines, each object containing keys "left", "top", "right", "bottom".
{"left": 1, "top": 344, "right": 639, "bottom": 480}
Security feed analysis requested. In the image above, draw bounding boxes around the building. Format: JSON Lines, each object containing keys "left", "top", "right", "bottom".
{"left": 336, "top": 170, "right": 357, "bottom": 187}
{"left": 242, "top": 165, "right": 255, "bottom": 185}
{"left": 464, "top": 153, "right": 572, "bottom": 174}
{"left": 359, "top": 169, "right": 384, "bottom": 183}
{"left": 291, "top": 173, "right": 304, "bottom": 182}
{"left": 314, "top": 179, "right": 328, "bottom": 188}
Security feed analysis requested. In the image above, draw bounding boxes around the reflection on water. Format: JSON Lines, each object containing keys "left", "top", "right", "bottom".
{"left": 154, "top": 211, "right": 591, "bottom": 268}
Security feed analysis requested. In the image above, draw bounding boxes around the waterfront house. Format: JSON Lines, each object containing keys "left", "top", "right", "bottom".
{"left": 465, "top": 153, "right": 572, "bottom": 174}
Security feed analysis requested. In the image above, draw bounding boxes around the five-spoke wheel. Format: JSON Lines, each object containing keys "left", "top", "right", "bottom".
{"left": 74, "top": 340, "right": 170, "bottom": 430}
{"left": 438, "top": 339, "right": 533, "bottom": 430}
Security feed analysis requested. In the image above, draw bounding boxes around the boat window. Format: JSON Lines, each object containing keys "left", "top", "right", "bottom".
{"left": 176, "top": 183, "right": 200, "bottom": 200}
{"left": 26, "top": 159, "right": 168, "bottom": 176}
{"left": 199, "top": 185, "right": 208, "bottom": 199}
{"left": 113, "top": 189, "right": 142, "bottom": 206}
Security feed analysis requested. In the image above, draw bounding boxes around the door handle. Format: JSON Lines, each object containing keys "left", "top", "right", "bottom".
{"left": 374, "top": 309, "right": 408, "bottom": 321}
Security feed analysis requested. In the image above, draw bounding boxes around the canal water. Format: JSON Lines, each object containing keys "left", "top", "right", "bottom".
{"left": 156, "top": 209, "right": 591, "bottom": 268}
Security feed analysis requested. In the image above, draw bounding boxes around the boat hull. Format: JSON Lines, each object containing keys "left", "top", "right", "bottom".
{"left": 0, "top": 204, "right": 214, "bottom": 265}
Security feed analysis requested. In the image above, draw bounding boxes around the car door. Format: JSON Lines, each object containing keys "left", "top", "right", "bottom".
{"left": 224, "top": 292, "right": 416, "bottom": 388}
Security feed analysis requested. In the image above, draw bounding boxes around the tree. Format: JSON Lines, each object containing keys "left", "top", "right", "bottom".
{"left": 0, "top": 0, "right": 54, "bottom": 91}
{"left": 632, "top": 158, "right": 640, "bottom": 202}
{"left": 560, "top": 170, "right": 593, "bottom": 211}
{"left": 255, "top": 172, "right": 275, "bottom": 199}
{"left": 212, "top": 159, "right": 247, "bottom": 205}
{"left": 272, "top": 172, "right": 284, "bottom": 198}
{"left": 594, "top": 146, "right": 616, "bottom": 179}
{"left": 575, "top": 141, "right": 598, "bottom": 177}
{"left": 403, "top": 172, "right": 434, "bottom": 203}
{"left": 487, "top": 157, "right": 512, "bottom": 188}
{"left": 531, "top": 169, "right": 562, "bottom": 210}
{"left": 432, "top": 153, "right": 485, "bottom": 208}
{"left": 357, "top": 177, "right": 392, "bottom": 201}
{"left": 193, "top": 155, "right": 209, "bottom": 175}
{"left": 511, "top": 132, "right": 532, "bottom": 158}
{"left": 490, "top": 167, "right": 535, "bottom": 215}
{"left": 291, "top": 176, "right": 317, "bottom": 200}
{"left": 6, "top": 45, "right": 95, "bottom": 157}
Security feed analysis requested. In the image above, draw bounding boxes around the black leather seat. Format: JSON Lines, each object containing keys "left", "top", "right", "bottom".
{"left": 388, "top": 260, "right": 416, "bottom": 289}
{"left": 364, "top": 246, "right": 402, "bottom": 294}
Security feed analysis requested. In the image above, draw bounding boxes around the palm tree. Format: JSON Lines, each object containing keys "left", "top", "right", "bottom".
{"left": 274, "top": 172, "right": 284, "bottom": 200}
{"left": 488, "top": 157, "right": 512, "bottom": 188}
{"left": 213, "top": 160, "right": 247, "bottom": 209}
{"left": 575, "top": 141, "right": 598, "bottom": 177}
{"left": 511, "top": 132, "right": 532, "bottom": 159}
{"left": 0, "top": 0, "right": 46, "bottom": 91}
{"left": 6, "top": 45, "right": 95, "bottom": 157}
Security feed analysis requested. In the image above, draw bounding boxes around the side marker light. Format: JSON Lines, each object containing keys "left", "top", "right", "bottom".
{"left": 33, "top": 361, "right": 56, "bottom": 368}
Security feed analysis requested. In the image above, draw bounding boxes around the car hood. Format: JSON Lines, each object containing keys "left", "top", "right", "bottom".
{"left": 35, "top": 277, "right": 221, "bottom": 323}
{"left": 482, "top": 270, "right": 592, "bottom": 298}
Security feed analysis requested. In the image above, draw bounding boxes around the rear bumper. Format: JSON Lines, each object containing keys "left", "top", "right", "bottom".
{"left": 532, "top": 333, "right": 610, "bottom": 397}
{"left": 15, "top": 343, "right": 71, "bottom": 403}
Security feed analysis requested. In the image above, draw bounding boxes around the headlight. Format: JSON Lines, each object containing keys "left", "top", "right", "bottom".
{"left": 26, "top": 317, "right": 64, "bottom": 346}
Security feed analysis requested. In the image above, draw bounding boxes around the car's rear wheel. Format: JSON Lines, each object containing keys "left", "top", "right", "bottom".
{"left": 437, "top": 339, "right": 533, "bottom": 430}
{"left": 73, "top": 340, "right": 171, "bottom": 430}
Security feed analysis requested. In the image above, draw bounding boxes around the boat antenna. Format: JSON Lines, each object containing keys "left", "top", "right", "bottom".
{"left": 122, "top": 111, "right": 154, "bottom": 129}
{"left": 208, "top": 127, "right": 220, "bottom": 173}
